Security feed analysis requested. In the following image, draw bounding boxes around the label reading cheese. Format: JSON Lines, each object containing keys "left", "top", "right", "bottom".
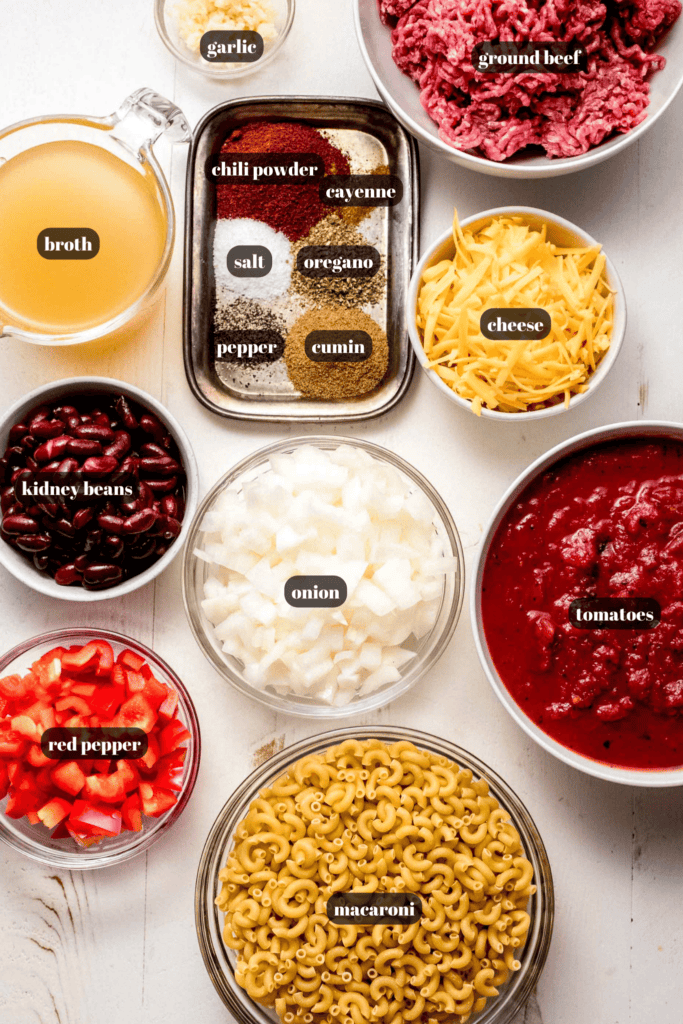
{"left": 480, "top": 308, "right": 551, "bottom": 341}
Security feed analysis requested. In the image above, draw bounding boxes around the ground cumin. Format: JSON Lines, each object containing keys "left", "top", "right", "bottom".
{"left": 285, "top": 307, "right": 389, "bottom": 399}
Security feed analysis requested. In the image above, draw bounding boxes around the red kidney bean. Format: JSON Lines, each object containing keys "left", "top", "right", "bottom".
{"left": 37, "top": 501, "right": 61, "bottom": 518}
{"left": 93, "top": 413, "right": 111, "bottom": 427}
{"left": 103, "top": 431, "right": 131, "bottom": 460}
{"left": 119, "top": 456, "right": 139, "bottom": 477}
{"left": 34, "top": 436, "right": 71, "bottom": 462}
{"left": 74, "top": 424, "right": 115, "bottom": 443}
{"left": 115, "top": 396, "right": 138, "bottom": 430}
{"left": 140, "top": 442, "right": 166, "bottom": 458}
{"left": 16, "top": 534, "right": 52, "bottom": 552}
{"left": 140, "top": 414, "right": 166, "bottom": 445}
{"left": 8, "top": 423, "right": 29, "bottom": 443}
{"left": 103, "top": 534, "right": 124, "bottom": 558}
{"left": 67, "top": 415, "right": 82, "bottom": 431}
{"left": 53, "top": 405, "right": 79, "bottom": 423}
{"left": 4, "top": 503, "right": 23, "bottom": 518}
{"left": 31, "top": 419, "right": 65, "bottom": 440}
{"left": 1, "top": 487, "right": 15, "bottom": 513}
{"left": 82, "top": 456, "right": 118, "bottom": 475}
{"left": 83, "top": 529, "right": 103, "bottom": 553}
{"left": 97, "top": 514, "right": 126, "bottom": 535}
{"left": 139, "top": 456, "right": 179, "bottom": 476}
{"left": 67, "top": 438, "right": 102, "bottom": 457}
{"left": 12, "top": 467, "right": 33, "bottom": 485}
{"left": 0, "top": 459, "right": 9, "bottom": 486}
{"left": 83, "top": 563, "right": 123, "bottom": 586}
{"left": 55, "top": 518, "right": 76, "bottom": 538}
{"left": 157, "top": 515, "right": 181, "bottom": 540}
{"left": 38, "top": 461, "right": 63, "bottom": 475}
{"left": 73, "top": 507, "right": 95, "bottom": 530}
{"left": 2, "top": 513, "right": 39, "bottom": 535}
{"left": 74, "top": 554, "right": 90, "bottom": 571}
{"left": 146, "top": 476, "right": 178, "bottom": 494}
{"left": 56, "top": 458, "right": 80, "bottom": 475}
{"left": 27, "top": 407, "right": 50, "bottom": 428}
{"left": 34, "top": 553, "right": 49, "bottom": 572}
{"left": 129, "top": 538, "right": 157, "bottom": 560}
{"left": 160, "top": 494, "right": 178, "bottom": 518}
{"left": 54, "top": 562, "right": 82, "bottom": 586}
{"left": 122, "top": 508, "right": 157, "bottom": 535}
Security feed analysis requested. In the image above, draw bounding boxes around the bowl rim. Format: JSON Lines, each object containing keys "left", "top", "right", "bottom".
{"left": 195, "top": 723, "right": 555, "bottom": 1024}
{"left": 154, "top": 0, "right": 296, "bottom": 79}
{"left": 0, "top": 626, "right": 201, "bottom": 868}
{"left": 0, "top": 376, "right": 199, "bottom": 602}
{"left": 182, "top": 434, "right": 465, "bottom": 718}
{"left": 353, "top": 0, "right": 683, "bottom": 178}
{"left": 407, "top": 205, "right": 626, "bottom": 421}
{"left": 470, "top": 419, "right": 683, "bottom": 786}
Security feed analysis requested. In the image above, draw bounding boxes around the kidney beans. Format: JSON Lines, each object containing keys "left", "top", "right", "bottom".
{"left": 54, "top": 563, "right": 82, "bottom": 586}
{"left": 15, "top": 534, "right": 52, "bottom": 553}
{"left": 2, "top": 392, "right": 187, "bottom": 590}
{"left": 3, "top": 514, "right": 39, "bottom": 535}
{"left": 75, "top": 424, "right": 115, "bottom": 443}
{"left": 67, "top": 438, "right": 102, "bottom": 457}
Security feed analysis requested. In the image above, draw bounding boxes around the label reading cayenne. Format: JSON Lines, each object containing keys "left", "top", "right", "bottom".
{"left": 569, "top": 598, "right": 661, "bottom": 630}
{"left": 327, "top": 893, "right": 422, "bottom": 924}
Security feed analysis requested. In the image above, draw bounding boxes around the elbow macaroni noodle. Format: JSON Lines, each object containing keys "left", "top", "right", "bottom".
{"left": 216, "top": 739, "right": 535, "bottom": 1024}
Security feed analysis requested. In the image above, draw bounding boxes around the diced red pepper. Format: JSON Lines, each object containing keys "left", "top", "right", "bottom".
{"left": 115, "top": 760, "right": 140, "bottom": 793}
{"left": 66, "top": 823, "right": 103, "bottom": 848}
{"left": 62, "top": 641, "right": 114, "bottom": 677}
{"left": 52, "top": 761, "right": 86, "bottom": 797}
{"left": 50, "top": 820, "right": 70, "bottom": 839}
{"left": 0, "top": 729, "right": 28, "bottom": 759}
{"left": 71, "top": 683, "right": 97, "bottom": 699}
{"left": 6, "top": 788, "right": 41, "bottom": 818}
{"left": 121, "top": 793, "right": 143, "bottom": 832}
{"left": 139, "top": 783, "right": 176, "bottom": 818}
{"left": 117, "top": 650, "right": 146, "bottom": 673}
{"left": 83, "top": 773, "right": 126, "bottom": 805}
{"left": 37, "top": 797, "right": 72, "bottom": 829}
{"left": 27, "top": 744, "right": 55, "bottom": 769}
{"left": 0, "top": 674, "right": 29, "bottom": 700}
{"left": 26, "top": 810, "right": 42, "bottom": 825}
{"left": 159, "top": 719, "right": 191, "bottom": 755}
{"left": 114, "top": 694, "right": 156, "bottom": 734}
{"left": 55, "top": 695, "right": 92, "bottom": 716}
{"left": 0, "top": 762, "right": 8, "bottom": 800}
{"left": 69, "top": 799, "right": 122, "bottom": 837}
{"left": 157, "top": 687, "right": 179, "bottom": 722}
{"left": 153, "top": 752, "right": 185, "bottom": 793}
{"left": 31, "top": 650, "right": 65, "bottom": 688}
{"left": 93, "top": 759, "right": 112, "bottom": 774}
{"left": 90, "top": 684, "right": 125, "bottom": 719}
{"left": 134, "top": 733, "right": 159, "bottom": 772}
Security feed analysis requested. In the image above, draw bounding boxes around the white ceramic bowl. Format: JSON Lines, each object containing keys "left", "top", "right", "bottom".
{"left": 408, "top": 206, "right": 626, "bottom": 421}
{"left": 354, "top": 0, "right": 683, "bottom": 179}
{"left": 0, "top": 378, "right": 198, "bottom": 602}
{"left": 471, "top": 420, "right": 683, "bottom": 787}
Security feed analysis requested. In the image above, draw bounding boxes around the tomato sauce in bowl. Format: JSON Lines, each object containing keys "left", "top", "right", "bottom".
{"left": 481, "top": 437, "right": 683, "bottom": 771}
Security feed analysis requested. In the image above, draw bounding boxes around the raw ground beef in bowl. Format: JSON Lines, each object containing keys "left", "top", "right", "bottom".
{"left": 378, "top": 0, "right": 682, "bottom": 162}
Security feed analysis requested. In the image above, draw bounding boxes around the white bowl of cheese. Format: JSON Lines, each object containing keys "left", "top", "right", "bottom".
{"left": 408, "top": 206, "right": 626, "bottom": 420}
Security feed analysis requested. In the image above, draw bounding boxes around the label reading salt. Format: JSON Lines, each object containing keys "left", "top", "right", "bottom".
{"left": 206, "top": 153, "right": 325, "bottom": 183}
{"left": 480, "top": 308, "right": 551, "bottom": 341}
{"left": 297, "top": 246, "right": 380, "bottom": 279}
{"left": 569, "top": 598, "right": 661, "bottom": 630}
{"left": 215, "top": 330, "right": 284, "bottom": 364}
{"left": 285, "top": 576, "right": 347, "bottom": 608}
{"left": 327, "top": 893, "right": 422, "bottom": 925}
{"left": 38, "top": 228, "right": 100, "bottom": 260}
{"left": 227, "top": 245, "right": 272, "bottom": 278}
{"left": 472, "top": 41, "right": 588, "bottom": 74}
{"left": 320, "top": 175, "right": 403, "bottom": 207}
{"left": 200, "top": 30, "right": 264, "bottom": 62}
{"left": 305, "top": 331, "right": 372, "bottom": 363}
{"left": 41, "top": 727, "right": 148, "bottom": 760}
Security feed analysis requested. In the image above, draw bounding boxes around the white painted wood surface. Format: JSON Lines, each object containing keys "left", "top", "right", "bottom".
{"left": 1, "top": 2, "right": 682, "bottom": 1023}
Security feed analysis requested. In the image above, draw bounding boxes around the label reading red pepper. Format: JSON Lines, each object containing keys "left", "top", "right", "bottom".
{"left": 41, "top": 727, "right": 148, "bottom": 760}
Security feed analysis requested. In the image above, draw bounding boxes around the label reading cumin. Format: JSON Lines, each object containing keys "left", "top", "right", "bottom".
{"left": 305, "top": 331, "right": 372, "bottom": 363}
{"left": 569, "top": 598, "right": 661, "bottom": 630}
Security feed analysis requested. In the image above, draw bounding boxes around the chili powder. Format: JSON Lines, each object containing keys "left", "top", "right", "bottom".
{"left": 216, "top": 122, "right": 350, "bottom": 242}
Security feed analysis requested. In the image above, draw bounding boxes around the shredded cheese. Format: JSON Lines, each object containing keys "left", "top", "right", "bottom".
{"left": 416, "top": 210, "right": 615, "bottom": 414}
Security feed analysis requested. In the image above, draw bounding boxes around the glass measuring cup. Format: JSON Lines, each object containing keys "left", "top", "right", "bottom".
{"left": 0, "top": 88, "right": 190, "bottom": 346}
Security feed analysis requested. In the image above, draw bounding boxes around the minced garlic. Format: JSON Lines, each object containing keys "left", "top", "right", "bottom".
{"left": 173, "top": 0, "right": 278, "bottom": 56}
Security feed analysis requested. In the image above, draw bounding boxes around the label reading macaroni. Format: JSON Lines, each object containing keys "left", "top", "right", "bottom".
{"left": 326, "top": 893, "right": 422, "bottom": 924}
{"left": 569, "top": 597, "right": 661, "bottom": 629}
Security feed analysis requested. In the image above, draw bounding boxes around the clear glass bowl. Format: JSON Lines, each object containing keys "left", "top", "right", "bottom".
{"left": 195, "top": 724, "right": 554, "bottom": 1024}
{"left": 0, "top": 628, "right": 201, "bottom": 868}
{"left": 155, "top": 0, "right": 295, "bottom": 79}
{"left": 182, "top": 435, "right": 464, "bottom": 718}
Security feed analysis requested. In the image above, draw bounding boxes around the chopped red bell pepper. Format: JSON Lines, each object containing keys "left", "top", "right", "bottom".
{"left": 69, "top": 800, "right": 122, "bottom": 837}
{"left": 117, "top": 650, "right": 146, "bottom": 673}
{"left": 114, "top": 694, "right": 156, "bottom": 734}
{"left": 139, "top": 782, "right": 176, "bottom": 818}
{"left": 159, "top": 719, "right": 191, "bottom": 755}
{"left": 52, "top": 761, "right": 86, "bottom": 797}
{"left": 121, "top": 793, "right": 143, "bottom": 832}
{"left": 38, "top": 797, "right": 72, "bottom": 829}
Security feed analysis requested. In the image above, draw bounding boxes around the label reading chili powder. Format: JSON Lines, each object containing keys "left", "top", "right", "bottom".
{"left": 320, "top": 175, "right": 403, "bottom": 207}
{"left": 304, "top": 331, "right": 372, "bottom": 363}
{"left": 297, "top": 245, "right": 380, "bottom": 279}
{"left": 569, "top": 598, "right": 661, "bottom": 630}
{"left": 472, "top": 41, "right": 588, "bottom": 74}
{"left": 215, "top": 330, "right": 285, "bottom": 364}
{"left": 206, "top": 153, "right": 325, "bottom": 183}
{"left": 200, "top": 30, "right": 264, "bottom": 63}
{"left": 38, "top": 228, "right": 100, "bottom": 260}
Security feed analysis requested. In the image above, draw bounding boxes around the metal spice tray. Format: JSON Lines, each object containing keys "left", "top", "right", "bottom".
{"left": 183, "top": 96, "right": 419, "bottom": 422}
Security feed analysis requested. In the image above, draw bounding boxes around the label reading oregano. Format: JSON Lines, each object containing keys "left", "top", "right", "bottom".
{"left": 297, "top": 246, "right": 380, "bottom": 279}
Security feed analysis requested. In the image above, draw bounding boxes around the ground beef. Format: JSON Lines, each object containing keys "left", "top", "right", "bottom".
{"left": 380, "top": 0, "right": 681, "bottom": 160}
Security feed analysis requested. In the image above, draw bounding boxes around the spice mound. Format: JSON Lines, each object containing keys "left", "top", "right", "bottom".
{"left": 286, "top": 308, "right": 389, "bottom": 399}
{"left": 383, "top": 0, "right": 682, "bottom": 161}
{"left": 482, "top": 437, "right": 683, "bottom": 770}
{"left": 216, "top": 123, "right": 350, "bottom": 241}
{"left": 292, "top": 214, "right": 386, "bottom": 309}
{"left": 416, "top": 210, "right": 614, "bottom": 414}
{"left": 172, "top": 0, "right": 278, "bottom": 56}
{"left": 217, "top": 737, "right": 535, "bottom": 1024}
{"left": 197, "top": 443, "right": 454, "bottom": 705}
{"left": 214, "top": 219, "right": 292, "bottom": 301}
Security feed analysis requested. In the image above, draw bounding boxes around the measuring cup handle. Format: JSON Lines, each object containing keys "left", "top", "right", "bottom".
{"left": 111, "top": 88, "right": 191, "bottom": 157}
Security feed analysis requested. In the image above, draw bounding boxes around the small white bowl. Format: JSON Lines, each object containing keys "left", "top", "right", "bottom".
{"left": 471, "top": 420, "right": 683, "bottom": 787}
{"left": 408, "top": 206, "right": 626, "bottom": 421}
{"left": 355, "top": 0, "right": 683, "bottom": 179}
{"left": 0, "top": 378, "right": 198, "bottom": 602}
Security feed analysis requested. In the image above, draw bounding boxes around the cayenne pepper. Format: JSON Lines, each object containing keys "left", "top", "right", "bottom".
{"left": 216, "top": 122, "right": 350, "bottom": 241}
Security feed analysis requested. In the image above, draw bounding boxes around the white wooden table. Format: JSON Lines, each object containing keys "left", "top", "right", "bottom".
{"left": 1, "top": 2, "right": 682, "bottom": 1022}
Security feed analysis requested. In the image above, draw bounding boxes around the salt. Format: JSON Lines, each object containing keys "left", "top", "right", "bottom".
{"left": 213, "top": 218, "right": 292, "bottom": 302}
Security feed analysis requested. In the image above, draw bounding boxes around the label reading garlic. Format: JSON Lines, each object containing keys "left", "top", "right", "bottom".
{"left": 200, "top": 30, "right": 264, "bottom": 62}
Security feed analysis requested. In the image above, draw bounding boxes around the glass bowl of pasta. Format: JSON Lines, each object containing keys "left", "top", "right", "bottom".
{"left": 183, "top": 436, "right": 464, "bottom": 717}
{"left": 195, "top": 726, "right": 554, "bottom": 1024}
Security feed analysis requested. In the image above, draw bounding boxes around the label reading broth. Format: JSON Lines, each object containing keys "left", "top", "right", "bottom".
{"left": 37, "top": 228, "right": 100, "bottom": 260}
